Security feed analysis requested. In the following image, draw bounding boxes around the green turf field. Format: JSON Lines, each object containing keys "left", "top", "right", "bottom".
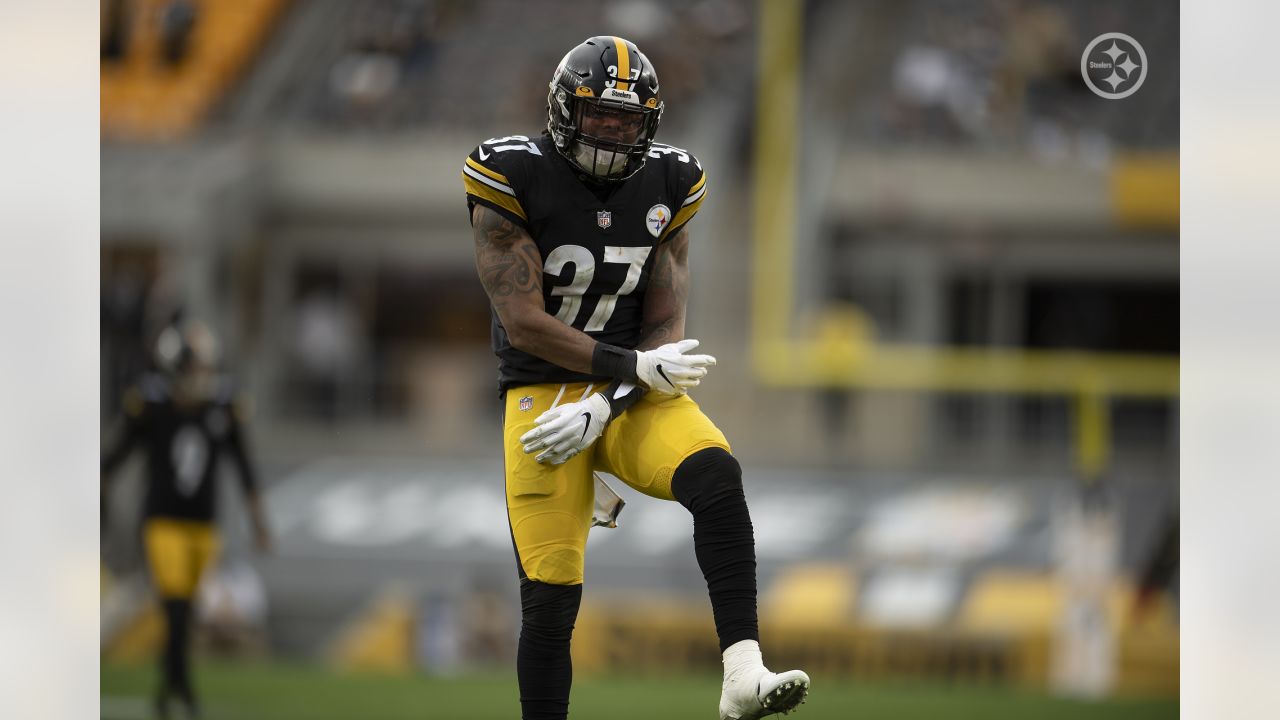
{"left": 102, "top": 660, "right": 1177, "bottom": 720}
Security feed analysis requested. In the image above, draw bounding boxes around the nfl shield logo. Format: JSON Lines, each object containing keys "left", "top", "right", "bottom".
{"left": 597, "top": 210, "right": 612, "bottom": 229}
{"left": 519, "top": 396, "right": 534, "bottom": 412}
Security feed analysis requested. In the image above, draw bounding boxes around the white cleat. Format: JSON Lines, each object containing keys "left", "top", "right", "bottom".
{"left": 719, "top": 666, "right": 811, "bottom": 720}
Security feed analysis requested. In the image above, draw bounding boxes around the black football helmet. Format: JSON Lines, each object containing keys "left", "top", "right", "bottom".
{"left": 546, "top": 36, "right": 663, "bottom": 182}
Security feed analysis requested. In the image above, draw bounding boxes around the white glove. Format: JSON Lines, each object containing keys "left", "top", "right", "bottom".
{"left": 519, "top": 393, "right": 611, "bottom": 465}
{"left": 634, "top": 339, "right": 717, "bottom": 395}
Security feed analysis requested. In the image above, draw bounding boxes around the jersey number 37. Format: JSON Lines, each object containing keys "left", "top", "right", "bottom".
{"left": 545, "top": 244, "right": 651, "bottom": 332}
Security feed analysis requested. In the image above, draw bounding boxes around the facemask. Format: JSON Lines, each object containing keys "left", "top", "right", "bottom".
{"left": 571, "top": 140, "right": 628, "bottom": 178}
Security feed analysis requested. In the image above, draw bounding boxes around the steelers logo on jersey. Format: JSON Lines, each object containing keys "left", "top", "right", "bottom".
{"left": 645, "top": 204, "right": 671, "bottom": 238}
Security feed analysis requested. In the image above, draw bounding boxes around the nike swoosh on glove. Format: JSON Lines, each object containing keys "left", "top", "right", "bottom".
{"left": 634, "top": 339, "right": 717, "bottom": 395}
{"left": 519, "top": 393, "right": 612, "bottom": 465}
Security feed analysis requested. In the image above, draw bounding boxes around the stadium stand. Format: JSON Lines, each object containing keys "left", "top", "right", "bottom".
{"left": 851, "top": 0, "right": 1179, "bottom": 152}
{"left": 101, "top": 0, "right": 290, "bottom": 140}
{"left": 225, "top": 0, "right": 754, "bottom": 134}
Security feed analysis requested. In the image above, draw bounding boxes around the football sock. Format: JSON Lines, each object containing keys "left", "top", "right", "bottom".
{"left": 671, "top": 447, "right": 760, "bottom": 652}
{"left": 517, "top": 579, "right": 582, "bottom": 720}
{"left": 160, "top": 598, "right": 196, "bottom": 710}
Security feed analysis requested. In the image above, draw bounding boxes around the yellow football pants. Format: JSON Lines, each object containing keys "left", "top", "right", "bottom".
{"left": 504, "top": 382, "right": 730, "bottom": 585}
{"left": 143, "top": 518, "right": 219, "bottom": 599}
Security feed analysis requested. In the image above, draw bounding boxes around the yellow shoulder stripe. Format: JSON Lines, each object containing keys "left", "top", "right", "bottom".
{"left": 687, "top": 170, "right": 707, "bottom": 197}
{"left": 466, "top": 156, "right": 510, "bottom": 184}
{"left": 463, "top": 172, "right": 527, "bottom": 221}
{"left": 663, "top": 187, "right": 706, "bottom": 240}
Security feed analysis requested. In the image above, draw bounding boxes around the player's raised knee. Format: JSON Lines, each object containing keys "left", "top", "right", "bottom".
{"left": 671, "top": 447, "right": 743, "bottom": 511}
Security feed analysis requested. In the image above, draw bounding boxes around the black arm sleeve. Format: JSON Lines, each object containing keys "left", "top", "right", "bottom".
{"left": 591, "top": 343, "right": 640, "bottom": 383}
{"left": 600, "top": 378, "right": 645, "bottom": 419}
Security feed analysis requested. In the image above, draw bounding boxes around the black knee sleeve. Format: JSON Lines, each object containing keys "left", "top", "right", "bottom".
{"left": 517, "top": 580, "right": 582, "bottom": 720}
{"left": 672, "top": 447, "right": 744, "bottom": 513}
{"left": 671, "top": 447, "right": 760, "bottom": 651}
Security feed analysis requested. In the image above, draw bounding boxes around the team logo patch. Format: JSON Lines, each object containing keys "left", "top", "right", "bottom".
{"left": 597, "top": 210, "right": 612, "bottom": 229}
{"left": 645, "top": 204, "right": 671, "bottom": 238}
{"left": 519, "top": 396, "right": 534, "bottom": 412}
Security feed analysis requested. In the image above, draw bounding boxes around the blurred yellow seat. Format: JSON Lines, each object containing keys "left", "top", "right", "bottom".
{"left": 328, "top": 587, "right": 416, "bottom": 674}
{"left": 958, "top": 570, "right": 1177, "bottom": 633}
{"left": 762, "top": 562, "right": 857, "bottom": 627}
{"left": 959, "top": 571, "right": 1061, "bottom": 633}
{"left": 101, "top": 0, "right": 289, "bottom": 140}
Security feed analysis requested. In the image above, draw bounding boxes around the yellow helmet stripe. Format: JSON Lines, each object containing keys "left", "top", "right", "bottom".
{"left": 612, "top": 36, "right": 631, "bottom": 91}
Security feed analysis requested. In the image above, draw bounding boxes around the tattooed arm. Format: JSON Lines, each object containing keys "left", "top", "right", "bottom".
{"left": 471, "top": 204, "right": 598, "bottom": 373}
{"left": 637, "top": 227, "right": 690, "bottom": 351}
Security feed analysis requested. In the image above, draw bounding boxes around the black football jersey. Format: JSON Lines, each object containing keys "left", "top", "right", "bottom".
{"left": 101, "top": 373, "right": 259, "bottom": 522}
{"left": 463, "top": 133, "right": 707, "bottom": 391}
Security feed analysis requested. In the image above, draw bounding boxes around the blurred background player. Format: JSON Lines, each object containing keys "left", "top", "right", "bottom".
{"left": 465, "top": 36, "right": 809, "bottom": 720}
{"left": 102, "top": 318, "right": 272, "bottom": 720}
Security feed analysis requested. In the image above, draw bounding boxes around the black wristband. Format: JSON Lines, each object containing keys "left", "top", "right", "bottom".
{"left": 600, "top": 378, "right": 645, "bottom": 418}
{"left": 591, "top": 343, "right": 639, "bottom": 383}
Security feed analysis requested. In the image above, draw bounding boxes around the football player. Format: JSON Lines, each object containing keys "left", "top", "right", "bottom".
{"left": 101, "top": 320, "right": 271, "bottom": 720}
{"left": 463, "top": 36, "right": 810, "bottom": 720}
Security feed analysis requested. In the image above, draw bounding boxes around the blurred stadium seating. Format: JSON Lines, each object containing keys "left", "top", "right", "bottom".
{"left": 101, "top": 0, "right": 289, "bottom": 139}
{"left": 101, "top": 0, "right": 1179, "bottom": 714}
